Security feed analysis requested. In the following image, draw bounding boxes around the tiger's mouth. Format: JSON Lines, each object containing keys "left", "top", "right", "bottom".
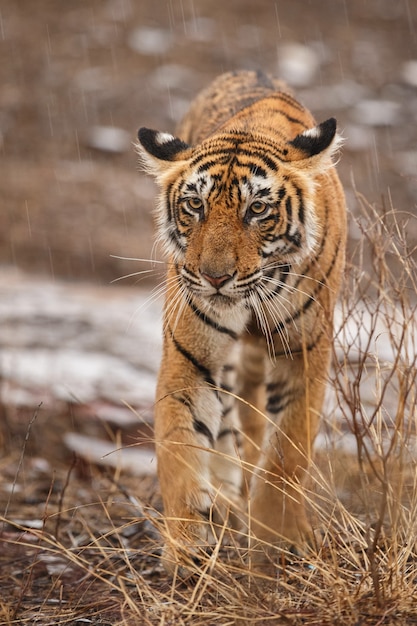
{"left": 181, "top": 279, "right": 241, "bottom": 310}
{"left": 180, "top": 264, "right": 267, "bottom": 312}
{"left": 186, "top": 281, "right": 259, "bottom": 315}
{"left": 206, "top": 292, "right": 238, "bottom": 308}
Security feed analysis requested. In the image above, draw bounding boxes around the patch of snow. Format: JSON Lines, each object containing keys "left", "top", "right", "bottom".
{"left": 343, "top": 124, "right": 374, "bottom": 152}
{"left": 150, "top": 64, "right": 197, "bottom": 91}
{"left": 301, "top": 82, "right": 370, "bottom": 112}
{"left": 74, "top": 66, "right": 113, "bottom": 92}
{"left": 277, "top": 43, "right": 320, "bottom": 87}
{"left": 396, "top": 151, "right": 417, "bottom": 177}
{"left": 401, "top": 60, "right": 417, "bottom": 87}
{"left": 352, "top": 99, "right": 401, "bottom": 126}
{"left": 334, "top": 301, "right": 417, "bottom": 364}
{"left": 0, "top": 348, "right": 156, "bottom": 405}
{"left": 128, "top": 27, "right": 173, "bottom": 56}
{"left": 0, "top": 269, "right": 161, "bottom": 408}
{"left": 86, "top": 126, "right": 131, "bottom": 153}
{"left": 65, "top": 432, "right": 157, "bottom": 475}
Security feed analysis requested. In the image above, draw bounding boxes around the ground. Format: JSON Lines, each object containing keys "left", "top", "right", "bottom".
{"left": 1, "top": 0, "right": 417, "bottom": 624}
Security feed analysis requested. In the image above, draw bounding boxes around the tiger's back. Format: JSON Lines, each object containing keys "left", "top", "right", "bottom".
{"left": 176, "top": 70, "right": 288, "bottom": 143}
{"left": 137, "top": 70, "right": 346, "bottom": 576}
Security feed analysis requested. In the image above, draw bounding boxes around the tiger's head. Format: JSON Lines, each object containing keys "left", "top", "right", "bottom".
{"left": 137, "top": 119, "right": 340, "bottom": 312}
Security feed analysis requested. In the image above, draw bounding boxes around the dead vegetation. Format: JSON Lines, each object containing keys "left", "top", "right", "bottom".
{"left": 1, "top": 196, "right": 417, "bottom": 625}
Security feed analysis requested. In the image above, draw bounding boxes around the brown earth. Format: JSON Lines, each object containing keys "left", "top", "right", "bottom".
{"left": 1, "top": 1, "right": 417, "bottom": 623}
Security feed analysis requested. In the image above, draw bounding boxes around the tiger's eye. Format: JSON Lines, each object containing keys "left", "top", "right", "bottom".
{"left": 249, "top": 200, "right": 267, "bottom": 215}
{"left": 186, "top": 197, "right": 203, "bottom": 212}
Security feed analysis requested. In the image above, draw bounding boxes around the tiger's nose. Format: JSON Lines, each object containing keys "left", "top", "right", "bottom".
{"left": 201, "top": 272, "right": 234, "bottom": 290}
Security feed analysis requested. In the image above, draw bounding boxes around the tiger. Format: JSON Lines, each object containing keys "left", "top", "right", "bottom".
{"left": 136, "top": 69, "right": 346, "bottom": 577}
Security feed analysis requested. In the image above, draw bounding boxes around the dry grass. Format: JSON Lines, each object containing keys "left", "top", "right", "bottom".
{"left": 1, "top": 195, "right": 417, "bottom": 625}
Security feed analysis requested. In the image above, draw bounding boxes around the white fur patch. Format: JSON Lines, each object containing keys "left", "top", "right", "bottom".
{"left": 301, "top": 126, "right": 321, "bottom": 139}
{"left": 194, "top": 388, "right": 223, "bottom": 442}
{"left": 155, "top": 131, "right": 176, "bottom": 145}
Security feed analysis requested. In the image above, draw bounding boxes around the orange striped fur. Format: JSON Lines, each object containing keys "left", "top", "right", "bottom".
{"left": 137, "top": 70, "right": 346, "bottom": 576}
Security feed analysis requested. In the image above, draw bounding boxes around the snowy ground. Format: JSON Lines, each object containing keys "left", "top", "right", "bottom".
{"left": 0, "top": 268, "right": 161, "bottom": 410}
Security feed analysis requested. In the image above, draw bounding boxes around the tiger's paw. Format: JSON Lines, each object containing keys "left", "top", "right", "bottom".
{"left": 248, "top": 520, "right": 322, "bottom": 575}
{"left": 249, "top": 505, "right": 323, "bottom": 574}
{"left": 158, "top": 511, "right": 219, "bottom": 580}
{"left": 160, "top": 541, "right": 215, "bottom": 581}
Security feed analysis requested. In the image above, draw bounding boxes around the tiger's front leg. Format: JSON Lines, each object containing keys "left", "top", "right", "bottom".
{"left": 155, "top": 389, "right": 217, "bottom": 575}
{"left": 154, "top": 300, "right": 243, "bottom": 576}
{"left": 248, "top": 336, "right": 331, "bottom": 570}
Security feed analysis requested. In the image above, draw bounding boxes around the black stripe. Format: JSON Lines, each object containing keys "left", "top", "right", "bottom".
{"left": 266, "top": 396, "right": 295, "bottom": 415}
{"left": 279, "top": 111, "right": 308, "bottom": 128}
{"left": 221, "top": 405, "right": 233, "bottom": 418}
{"left": 196, "top": 508, "right": 211, "bottom": 521}
{"left": 217, "top": 428, "right": 240, "bottom": 440}
{"left": 285, "top": 195, "right": 293, "bottom": 222}
{"left": 191, "top": 140, "right": 285, "bottom": 173}
{"left": 191, "top": 153, "right": 224, "bottom": 170}
{"left": 277, "top": 185, "right": 287, "bottom": 202}
{"left": 171, "top": 393, "right": 216, "bottom": 448}
{"left": 259, "top": 213, "right": 280, "bottom": 229}
{"left": 296, "top": 186, "right": 305, "bottom": 224}
{"left": 272, "top": 235, "right": 342, "bottom": 335}
{"left": 236, "top": 148, "right": 279, "bottom": 171}
{"left": 197, "top": 159, "right": 222, "bottom": 173}
{"left": 303, "top": 327, "right": 326, "bottom": 354}
{"left": 181, "top": 264, "right": 201, "bottom": 285}
{"left": 283, "top": 195, "right": 302, "bottom": 245}
{"left": 177, "top": 212, "right": 192, "bottom": 228}
{"left": 230, "top": 92, "right": 308, "bottom": 133}
{"left": 273, "top": 327, "right": 327, "bottom": 358}
{"left": 310, "top": 202, "right": 330, "bottom": 263}
{"left": 285, "top": 230, "right": 302, "bottom": 248}
{"left": 248, "top": 162, "right": 267, "bottom": 178}
{"left": 266, "top": 380, "right": 283, "bottom": 393}
{"left": 266, "top": 389, "right": 295, "bottom": 414}
{"left": 166, "top": 181, "right": 174, "bottom": 222}
{"left": 168, "top": 228, "right": 185, "bottom": 252}
{"left": 172, "top": 391, "right": 193, "bottom": 409}
{"left": 170, "top": 330, "right": 216, "bottom": 387}
{"left": 193, "top": 419, "right": 215, "bottom": 447}
{"left": 241, "top": 268, "right": 263, "bottom": 284}
{"left": 255, "top": 69, "right": 275, "bottom": 89}
{"left": 255, "top": 152, "right": 280, "bottom": 171}
{"left": 257, "top": 187, "right": 272, "bottom": 198}
{"left": 291, "top": 207, "right": 329, "bottom": 293}
{"left": 260, "top": 249, "right": 274, "bottom": 259}
{"left": 261, "top": 264, "right": 292, "bottom": 301}
{"left": 187, "top": 299, "right": 238, "bottom": 340}
{"left": 273, "top": 91, "right": 306, "bottom": 115}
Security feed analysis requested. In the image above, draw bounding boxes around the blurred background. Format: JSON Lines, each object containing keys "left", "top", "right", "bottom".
{"left": 0, "top": 0, "right": 416, "bottom": 460}
{"left": 1, "top": 0, "right": 417, "bottom": 280}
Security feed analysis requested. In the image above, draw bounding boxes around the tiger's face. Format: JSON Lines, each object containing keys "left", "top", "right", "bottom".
{"left": 137, "top": 121, "right": 339, "bottom": 312}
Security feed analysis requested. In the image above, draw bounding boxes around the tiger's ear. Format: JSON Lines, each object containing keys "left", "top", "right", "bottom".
{"left": 136, "top": 127, "right": 191, "bottom": 177}
{"left": 286, "top": 118, "right": 342, "bottom": 171}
